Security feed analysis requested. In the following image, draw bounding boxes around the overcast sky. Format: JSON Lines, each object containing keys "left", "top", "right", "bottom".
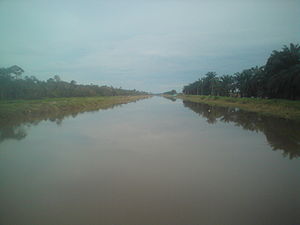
{"left": 0, "top": 0, "right": 299, "bottom": 93}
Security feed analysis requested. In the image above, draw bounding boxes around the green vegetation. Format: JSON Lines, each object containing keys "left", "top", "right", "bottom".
{"left": 0, "top": 95, "right": 149, "bottom": 126}
{"left": 178, "top": 95, "right": 300, "bottom": 121}
{"left": 0, "top": 64, "right": 150, "bottom": 128}
{"left": 163, "top": 90, "right": 177, "bottom": 95}
{"left": 183, "top": 43, "right": 300, "bottom": 100}
{"left": 0, "top": 66, "right": 147, "bottom": 100}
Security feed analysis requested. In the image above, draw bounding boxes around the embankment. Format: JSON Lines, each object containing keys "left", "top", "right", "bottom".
{"left": 177, "top": 95, "right": 300, "bottom": 121}
{"left": 0, "top": 95, "right": 150, "bottom": 126}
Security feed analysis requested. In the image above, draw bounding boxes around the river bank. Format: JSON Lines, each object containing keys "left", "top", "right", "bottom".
{"left": 0, "top": 95, "right": 150, "bottom": 126}
{"left": 177, "top": 95, "right": 300, "bottom": 121}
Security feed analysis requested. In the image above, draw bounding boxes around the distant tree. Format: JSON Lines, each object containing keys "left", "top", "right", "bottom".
{"left": 54, "top": 75, "right": 61, "bottom": 82}
{"left": 205, "top": 72, "right": 218, "bottom": 95}
{"left": 264, "top": 43, "right": 300, "bottom": 99}
{"left": 0, "top": 65, "right": 148, "bottom": 100}
{"left": 70, "top": 80, "right": 77, "bottom": 85}
{"left": 219, "top": 74, "right": 234, "bottom": 96}
{"left": 163, "top": 90, "right": 177, "bottom": 95}
{"left": 182, "top": 43, "right": 299, "bottom": 100}
{"left": 234, "top": 67, "right": 262, "bottom": 97}
{"left": 7, "top": 65, "right": 24, "bottom": 79}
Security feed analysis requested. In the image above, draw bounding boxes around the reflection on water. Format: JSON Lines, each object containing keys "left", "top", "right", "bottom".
{"left": 183, "top": 100, "right": 300, "bottom": 159}
{"left": 0, "top": 97, "right": 299, "bottom": 225}
{"left": 0, "top": 125, "right": 27, "bottom": 142}
{"left": 162, "top": 95, "right": 177, "bottom": 102}
{"left": 0, "top": 101, "right": 134, "bottom": 143}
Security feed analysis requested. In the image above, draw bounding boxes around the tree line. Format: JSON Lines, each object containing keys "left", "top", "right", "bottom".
{"left": 163, "top": 90, "right": 177, "bottom": 95}
{"left": 0, "top": 66, "right": 147, "bottom": 100}
{"left": 182, "top": 43, "right": 300, "bottom": 100}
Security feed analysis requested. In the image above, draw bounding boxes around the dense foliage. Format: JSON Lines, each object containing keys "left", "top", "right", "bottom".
{"left": 163, "top": 90, "right": 177, "bottom": 95}
{"left": 183, "top": 43, "right": 300, "bottom": 100}
{"left": 0, "top": 66, "right": 147, "bottom": 100}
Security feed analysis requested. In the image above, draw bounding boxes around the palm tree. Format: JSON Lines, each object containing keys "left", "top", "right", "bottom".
{"left": 265, "top": 43, "right": 300, "bottom": 99}
{"left": 219, "top": 74, "right": 234, "bottom": 96}
{"left": 204, "top": 72, "right": 218, "bottom": 95}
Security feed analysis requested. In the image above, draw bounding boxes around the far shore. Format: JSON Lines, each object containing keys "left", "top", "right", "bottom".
{"left": 0, "top": 95, "right": 150, "bottom": 126}
{"left": 173, "top": 94, "right": 300, "bottom": 121}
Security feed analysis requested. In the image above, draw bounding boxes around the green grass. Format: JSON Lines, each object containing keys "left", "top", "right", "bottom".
{"left": 0, "top": 95, "right": 149, "bottom": 126}
{"left": 177, "top": 94, "right": 300, "bottom": 121}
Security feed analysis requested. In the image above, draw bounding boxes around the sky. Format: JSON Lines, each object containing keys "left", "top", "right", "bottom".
{"left": 0, "top": 0, "right": 299, "bottom": 93}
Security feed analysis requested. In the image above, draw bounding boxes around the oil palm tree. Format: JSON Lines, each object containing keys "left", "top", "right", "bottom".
{"left": 265, "top": 43, "right": 300, "bottom": 99}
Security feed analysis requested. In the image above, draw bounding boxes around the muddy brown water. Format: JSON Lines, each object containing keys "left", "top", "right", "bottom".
{"left": 0, "top": 96, "right": 299, "bottom": 225}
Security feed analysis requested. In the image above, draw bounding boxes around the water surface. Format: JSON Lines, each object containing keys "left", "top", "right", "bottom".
{"left": 0, "top": 97, "right": 299, "bottom": 225}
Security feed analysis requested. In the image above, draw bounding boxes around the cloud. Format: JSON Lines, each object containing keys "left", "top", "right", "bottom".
{"left": 0, "top": 0, "right": 299, "bottom": 92}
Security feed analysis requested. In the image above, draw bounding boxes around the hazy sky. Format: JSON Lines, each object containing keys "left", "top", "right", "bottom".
{"left": 0, "top": 0, "right": 299, "bottom": 92}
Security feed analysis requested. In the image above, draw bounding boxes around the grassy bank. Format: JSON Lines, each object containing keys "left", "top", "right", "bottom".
{"left": 0, "top": 95, "right": 149, "bottom": 126}
{"left": 177, "top": 95, "right": 300, "bottom": 121}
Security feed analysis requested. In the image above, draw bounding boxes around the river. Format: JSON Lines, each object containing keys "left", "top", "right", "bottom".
{"left": 0, "top": 96, "right": 299, "bottom": 225}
